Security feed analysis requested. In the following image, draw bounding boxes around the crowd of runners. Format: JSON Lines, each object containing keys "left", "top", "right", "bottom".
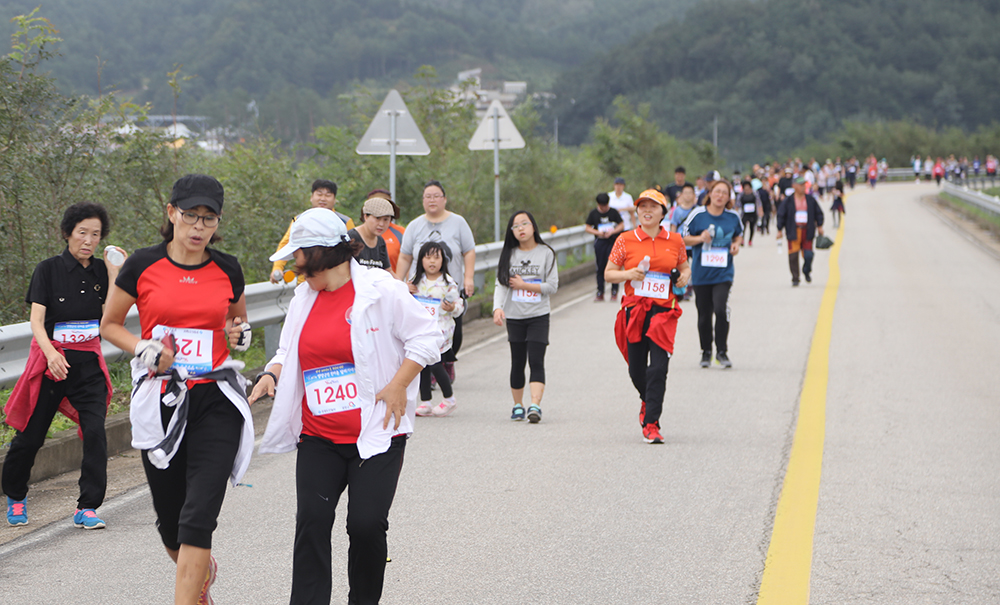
{"left": 0, "top": 153, "right": 984, "bottom": 603}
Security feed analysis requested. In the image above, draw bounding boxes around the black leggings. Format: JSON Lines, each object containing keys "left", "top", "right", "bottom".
{"left": 509, "top": 341, "right": 547, "bottom": 389}
{"left": 742, "top": 216, "right": 755, "bottom": 243}
{"left": 419, "top": 361, "right": 453, "bottom": 401}
{"left": 694, "top": 282, "right": 732, "bottom": 354}
{"left": 442, "top": 313, "right": 463, "bottom": 362}
{"left": 624, "top": 305, "right": 672, "bottom": 425}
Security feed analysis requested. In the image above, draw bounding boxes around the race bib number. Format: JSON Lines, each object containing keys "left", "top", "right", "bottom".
{"left": 53, "top": 320, "right": 99, "bottom": 344}
{"left": 152, "top": 325, "right": 213, "bottom": 376}
{"left": 414, "top": 295, "right": 441, "bottom": 317}
{"left": 512, "top": 278, "right": 542, "bottom": 303}
{"left": 597, "top": 222, "right": 615, "bottom": 233}
{"left": 743, "top": 203, "right": 756, "bottom": 213}
{"left": 795, "top": 210, "right": 808, "bottom": 224}
{"left": 701, "top": 247, "right": 729, "bottom": 268}
{"left": 633, "top": 271, "right": 672, "bottom": 300}
{"left": 304, "top": 363, "right": 360, "bottom": 416}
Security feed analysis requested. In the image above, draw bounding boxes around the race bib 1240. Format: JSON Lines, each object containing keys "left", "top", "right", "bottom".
{"left": 304, "top": 363, "right": 360, "bottom": 416}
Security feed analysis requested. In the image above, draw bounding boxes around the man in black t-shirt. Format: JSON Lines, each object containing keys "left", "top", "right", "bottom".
{"left": 665, "top": 166, "right": 694, "bottom": 204}
{"left": 584, "top": 192, "right": 625, "bottom": 302}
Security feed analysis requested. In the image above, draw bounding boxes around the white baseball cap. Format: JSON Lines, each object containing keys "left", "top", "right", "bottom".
{"left": 269, "top": 208, "right": 350, "bottom": 262}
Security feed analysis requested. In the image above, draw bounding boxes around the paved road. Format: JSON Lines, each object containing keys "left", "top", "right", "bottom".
{"left": 1, "top": 183, "right": 997, "bottom": 604}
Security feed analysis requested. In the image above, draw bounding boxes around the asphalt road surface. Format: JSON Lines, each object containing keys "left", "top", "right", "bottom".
{"left": 1, "top": 183, "right": 997, "bottom": 604}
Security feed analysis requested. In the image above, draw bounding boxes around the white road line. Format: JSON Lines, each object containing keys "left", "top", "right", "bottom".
{"left": 0, "top": 484, "right": 151, "bottom": 557}
{"left": 456, "top": 292, "right": 593, "bottom": 359}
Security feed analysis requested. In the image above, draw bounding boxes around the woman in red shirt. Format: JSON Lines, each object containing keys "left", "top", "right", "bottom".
{"left": 604, "top": 189, "right": 690, "bottom": 444}
{"left": 251, "top": 208, "right": 441, "bottom": 605}
{"left": 102, "top": 174, "right": 252, "bottom": 605}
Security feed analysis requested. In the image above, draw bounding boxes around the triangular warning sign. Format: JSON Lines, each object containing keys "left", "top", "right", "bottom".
{"left": 356, "top": 90, "right": 430, "bottom": 156}
{"left": 468, "top": 100, "right": 525, "bottom": 151}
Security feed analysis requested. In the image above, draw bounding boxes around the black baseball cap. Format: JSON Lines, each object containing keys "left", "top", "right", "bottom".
{"left": 169, "top": 174, "right": 224, "bottom": 214}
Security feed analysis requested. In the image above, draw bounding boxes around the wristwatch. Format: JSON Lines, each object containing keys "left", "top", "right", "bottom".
{"left": 254, "top": 371, "right": 278, "bottom": 387}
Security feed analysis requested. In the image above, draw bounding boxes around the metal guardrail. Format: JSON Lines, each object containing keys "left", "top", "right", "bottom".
{"left": 0, "top": 226, "right": 594, "bottom": 389}
{"left": 941, "top": 181, "right": 1000, "bottom": 216}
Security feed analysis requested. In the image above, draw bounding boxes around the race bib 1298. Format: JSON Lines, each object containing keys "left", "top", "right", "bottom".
{"left": 701, "top": 248, "right": 729, "bottom": 268}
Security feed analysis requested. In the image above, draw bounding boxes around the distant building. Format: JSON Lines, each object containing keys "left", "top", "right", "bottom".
{"left": 449, "top": 69, "right": 529, "bottom": 117}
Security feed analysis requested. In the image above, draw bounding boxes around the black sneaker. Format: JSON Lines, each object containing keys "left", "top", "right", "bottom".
{"left": 804, "top": 272, "right": 812, "bottom": 283}
{"left": 716, "top": 352, "right": 732, "bottom": 369}
{"left": 700, "top": 352, "right": 711, "bottom": 368}
{"left": 792, "top": 279, "right": 800, "bottom": 287}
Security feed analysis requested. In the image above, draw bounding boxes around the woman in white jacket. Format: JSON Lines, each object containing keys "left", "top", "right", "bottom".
{"left": 250, "top": 208, "right": 441, "bottom": 605}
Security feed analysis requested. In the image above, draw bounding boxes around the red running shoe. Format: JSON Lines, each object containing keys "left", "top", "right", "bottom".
{"left": 642, "top": 423, "right": 664, "bottom": 444}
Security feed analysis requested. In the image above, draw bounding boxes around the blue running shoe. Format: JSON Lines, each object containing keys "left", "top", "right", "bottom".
{"left": 511, "top": 404, "right": 525, "bottom": 421}
{"left": 73, "top": 508, "right": 106, "bottom": 529}
{"left": 7, "top": 499, "right": 27, "bottom": 526}
{"left": 527, "top": 405, "right": 542, "bottom": 424}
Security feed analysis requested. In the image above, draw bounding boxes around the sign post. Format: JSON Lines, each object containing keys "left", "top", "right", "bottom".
{"left": 468, "top": 100, "right": 525, "bottom": 241}
{"left": 356, "top": 89, "right": 430, "bottom": 201}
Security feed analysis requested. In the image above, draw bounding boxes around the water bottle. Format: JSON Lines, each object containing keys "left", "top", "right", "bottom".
{"left": 443, "top": 290, "right": 459, "bottom": 304}
{"left": 105, "top": 245, "right": 125, "bottom": 267}
{"left": 669, "top": 269, "right": 685, "bottom": 297}
{"left": 631, "top": 255, "right": 651, "bottom": 291}
{"left": 706, "top": 224, "right": 716, "bottom": 244}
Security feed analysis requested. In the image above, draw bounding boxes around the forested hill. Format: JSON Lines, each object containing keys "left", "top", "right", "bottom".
{"left": 0, "top": 0, "right": 695, "bottom": 119}
{"left": 549, "top": 0, "right": 1000, "bottom": 163}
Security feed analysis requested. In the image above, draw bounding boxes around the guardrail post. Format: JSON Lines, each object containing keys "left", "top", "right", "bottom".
{"left": 265, "top": 323, "right": 282, "bottom": 362}
{"left": 474, "top": 271, "right": 486, "bottom": 293}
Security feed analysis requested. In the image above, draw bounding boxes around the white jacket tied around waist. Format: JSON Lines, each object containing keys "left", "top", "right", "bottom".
{"left": 259, "top": 261, "right": 442, "bottom": 459}
{"left": 129, "top": 357, "right": 254, "bottom": 487}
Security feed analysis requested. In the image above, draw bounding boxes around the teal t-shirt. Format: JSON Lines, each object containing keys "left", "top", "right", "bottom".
{"left": 681, "top": 207, "right": 743, "bottom": 286}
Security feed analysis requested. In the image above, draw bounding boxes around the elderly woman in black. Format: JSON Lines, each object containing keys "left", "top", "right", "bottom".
{"left": 3, "top": 202, "right": 126, "bottom": 529}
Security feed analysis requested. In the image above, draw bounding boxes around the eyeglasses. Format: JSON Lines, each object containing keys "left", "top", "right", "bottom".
{"left": 179, "top": 211, "right": 221, "bottom": 227}
{"left": 423, "top": 193, "right": 444, "bottom": 200}
{"left": 511, "top": 221, "right": 532, "bottom": 231}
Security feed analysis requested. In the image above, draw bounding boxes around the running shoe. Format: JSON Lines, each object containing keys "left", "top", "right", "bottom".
{"left": 527, "top": 405, "right": 542, "bottom": 424}
{"left": 511, "top": 404, "right": 526, "bottom": 421}
{"left": 415, "top": 402, "right": 434, "bottom": 417}
{"left": 700, "top": 352, "right": 711, "bottom": 368}
{"left": 431, "top": 397, "right": 457, "bottom": 417}
{"left": 594, "top": 293, "right": 604, "bottom": 302}
{"left": 198, "top": 555, "right": 218, "bottom": 605}
{"left": 716, "top": 352, "right": 733, "bottom": 369}
{"left": 804, "top": 272, "right": 812, "bottom": 283}
{"left": 6, "top": 499, "right": 27, "bottom": 526}
{"left": 642, "top": 423, "right": 664, "bottom": 444}
{"left": 639, "top": 401, "right": 646, "bottom": 426}
{"left": 73, "top": 508, "right": 106, "bottom": 529}
{"left": 610, "top": 293, "right": 618, "bottom": 302}
{"left": 792, "top": 279, "right": 800, "bottom": 287}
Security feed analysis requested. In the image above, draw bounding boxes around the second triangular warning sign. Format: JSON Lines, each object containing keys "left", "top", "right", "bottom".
{"left": 468, "top": 100, "right": 525, "bottom": 151}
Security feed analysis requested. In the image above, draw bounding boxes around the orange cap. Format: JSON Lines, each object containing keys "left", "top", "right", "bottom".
{"left": 635, "top": 189, "right": 668, "bottom": 208}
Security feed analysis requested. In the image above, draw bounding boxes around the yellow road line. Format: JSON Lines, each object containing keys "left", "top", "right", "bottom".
{"left": 757, "top": 216, "right": 846, "bottom": 604}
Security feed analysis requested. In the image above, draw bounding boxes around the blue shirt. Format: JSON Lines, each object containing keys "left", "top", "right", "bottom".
{"left": 681, "top": 207, "right": 743, "bottom": 286}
